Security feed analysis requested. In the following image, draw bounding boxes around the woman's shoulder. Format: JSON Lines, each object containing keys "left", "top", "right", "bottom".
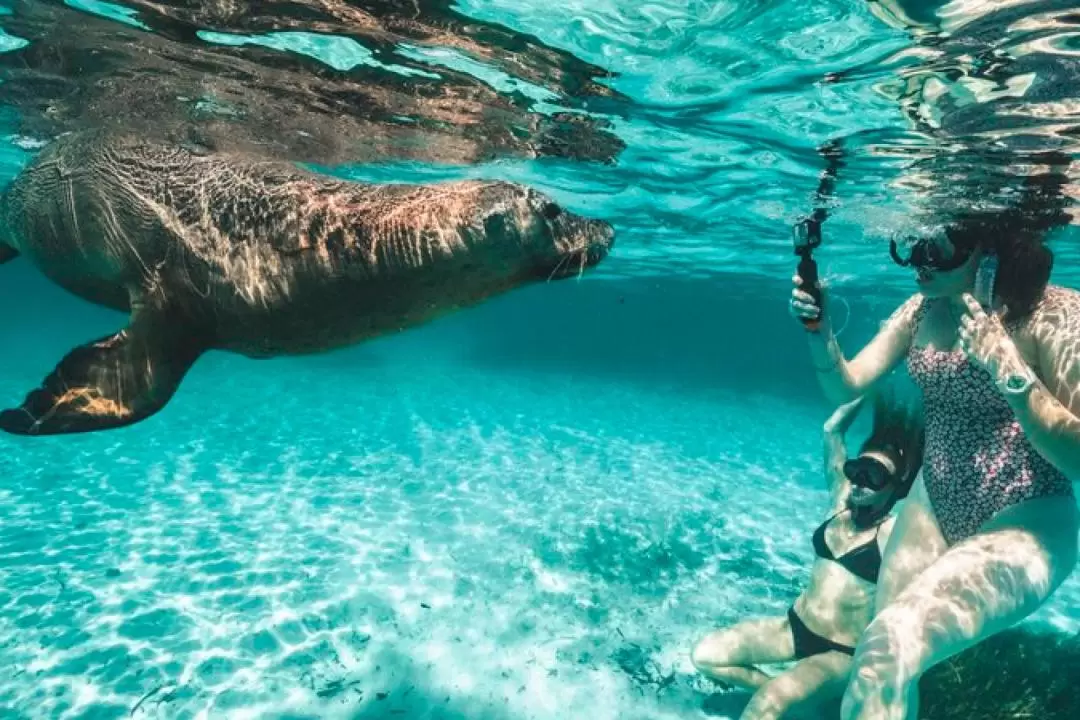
{"left": 883, "top": 292, "right": 927, "bottom": 327}
{"left": 1029, "top": 284, "right": 1080, "bottom": 330}
{"left": 1043, "top": 283, "right": 1080, "bottom": 304}
{"left": 901, "top": 291, "right": 927, "bottom": 307}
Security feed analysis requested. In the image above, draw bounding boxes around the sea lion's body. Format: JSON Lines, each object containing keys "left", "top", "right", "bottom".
{"left": 0, "top": 130, "right": 613, "bottom": 435}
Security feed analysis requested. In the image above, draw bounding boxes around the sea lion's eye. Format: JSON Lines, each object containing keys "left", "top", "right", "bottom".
{"left": 542, "top": 203, "right": 562, "bottom": 221}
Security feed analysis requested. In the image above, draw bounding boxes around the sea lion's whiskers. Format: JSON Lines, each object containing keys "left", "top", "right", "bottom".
{"left": 547, "top": 253, "right": 571, "bottom": 283}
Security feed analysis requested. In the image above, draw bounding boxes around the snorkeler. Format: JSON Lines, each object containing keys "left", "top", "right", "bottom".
{"left": 691, "top": 384, "right": 924, "bottom": 720}
{"left": 790, "top": 180, "right": 1080, "bottom": 719}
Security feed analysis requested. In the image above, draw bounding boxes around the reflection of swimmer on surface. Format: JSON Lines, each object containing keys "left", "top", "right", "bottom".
{"left": 691, "top": 383, "right": 924, "bottom": 720}
{"left": 790, "top": 175, "right": 1080, "bottom": 720}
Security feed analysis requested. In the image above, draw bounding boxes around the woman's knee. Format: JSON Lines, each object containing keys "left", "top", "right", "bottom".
{"left": 859, "top": 535, "right": 1062, "bottom": 679}
{"left": 854, "top": 603, "right": 921, "bottom": 673}
{"left": 692, "top": 623, "right": 764, "bottom": 669}
{"left": 742, "top": 666, "right": 843, "bottom": 720}
{"left": 692, "top": 633, "right": 730, "bottom": 672}
{"left": 691, "top": 630, "right": 751, "bottom": 677}
{"left": 740, "top": 687, "right": 789, "bottom": 720}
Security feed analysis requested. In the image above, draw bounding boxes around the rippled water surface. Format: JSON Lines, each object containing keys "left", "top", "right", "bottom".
{"left": 1, "top": 0, "right": 1079, "bottom": 718}
{"left": 3, "top": 0, "right": 1079, "bottom": 283}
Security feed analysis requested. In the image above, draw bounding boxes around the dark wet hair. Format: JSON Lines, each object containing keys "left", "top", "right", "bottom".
{"left": 944, "top": 161, "right": 1071, "bottom": 323}
{"left": 856, "top": 380, "right": 925, "bottom": 510}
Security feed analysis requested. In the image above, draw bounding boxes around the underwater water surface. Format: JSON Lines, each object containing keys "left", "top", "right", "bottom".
{"left": 2, "top": 0, "right": 1080, "bottom": 718}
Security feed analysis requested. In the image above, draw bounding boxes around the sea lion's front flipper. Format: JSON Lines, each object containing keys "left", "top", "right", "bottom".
{"left": 0, "top": 301, "right": 207, "bottom": 436}
{"left": 0, "top": 245, "right": 17, "bottom": 264}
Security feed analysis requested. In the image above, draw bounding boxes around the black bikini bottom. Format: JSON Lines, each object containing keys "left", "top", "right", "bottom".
{"left": 787, "top": 607, "right": 855, "bottom": 658}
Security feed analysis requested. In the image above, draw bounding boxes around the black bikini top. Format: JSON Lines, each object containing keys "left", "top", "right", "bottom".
{"left": 812, "top": 509, "right": 884, "bottom": 584}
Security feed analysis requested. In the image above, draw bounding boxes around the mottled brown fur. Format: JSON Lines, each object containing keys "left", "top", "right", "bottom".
{"left": 0, "top": 130, "right": 613, "bottom": 435}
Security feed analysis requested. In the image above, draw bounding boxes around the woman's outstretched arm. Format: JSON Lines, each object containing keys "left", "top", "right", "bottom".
{"left": 792, "top": 277, "right": 922, "bottom": 406}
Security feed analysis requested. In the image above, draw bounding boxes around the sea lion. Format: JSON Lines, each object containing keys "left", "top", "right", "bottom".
{"left": 0, "top": 130, "right": 614, "bottom": 436}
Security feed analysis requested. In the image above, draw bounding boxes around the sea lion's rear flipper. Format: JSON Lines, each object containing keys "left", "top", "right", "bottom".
{"left": 0, "top": 302, "right": 207, "bottom": 436}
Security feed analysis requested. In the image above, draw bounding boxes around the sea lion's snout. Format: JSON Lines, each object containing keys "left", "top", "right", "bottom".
{"left": 519, "top": 188, "right": 614, "bottom": 279}
{"left": 542, "top": 215, "right": 614, "bottom": 280}
{"left": 552, "top": 212, "right": 613, "bottom": 274}
{"left": 471, "top": 183, "right": 613, "bottom": 280}
{"left": 580, "top": 218, "right": 615, "bottom": 265}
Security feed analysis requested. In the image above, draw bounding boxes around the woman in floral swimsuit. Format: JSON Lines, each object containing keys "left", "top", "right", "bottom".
{"left": 789, "top": 186, "right": 1080, "bottom": 719}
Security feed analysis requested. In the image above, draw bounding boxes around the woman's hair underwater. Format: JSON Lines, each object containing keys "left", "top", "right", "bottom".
{"left": 944, "top": 158, "right": 1073, "bottom": 322}
{"left": 857, "top": 378, "right": 925, "bottom": 504}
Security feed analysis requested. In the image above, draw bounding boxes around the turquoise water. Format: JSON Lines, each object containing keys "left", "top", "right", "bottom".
{"left": 2, "top": 1, "right": 1080, "bottom": 718}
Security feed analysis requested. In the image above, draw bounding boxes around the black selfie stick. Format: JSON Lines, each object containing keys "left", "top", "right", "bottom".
{"left": 794, "top": 139, "right": 845, "bottom": 332}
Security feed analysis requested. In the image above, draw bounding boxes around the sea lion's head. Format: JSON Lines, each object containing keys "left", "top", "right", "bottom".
{"left": 468, "top": 182, "right": 615, "bottom": 281}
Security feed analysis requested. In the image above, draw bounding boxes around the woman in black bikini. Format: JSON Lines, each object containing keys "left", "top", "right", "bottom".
{"left": 691, "top": 383, "right": 924, "bottom": 719}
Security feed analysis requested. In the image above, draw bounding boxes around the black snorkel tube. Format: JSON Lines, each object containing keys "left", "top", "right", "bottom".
{"left": 793, "top": 139, "right": 846, "bottom": 332}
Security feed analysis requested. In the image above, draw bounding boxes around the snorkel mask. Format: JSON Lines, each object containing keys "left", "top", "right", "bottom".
{"left": 889, "top": 233, "right": 975, "bottom": 273}
{"left": 843, "top": 454, "right": 897, "bottom": 493}
{"left": 844, "top": 452, "right": 902, "bottom": 521}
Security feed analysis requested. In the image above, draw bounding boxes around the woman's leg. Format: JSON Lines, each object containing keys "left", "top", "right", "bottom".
{"left": 740, "top": 651, "right": 852, "bottom": 720}
{"left": 692, "top": 615, "right": 796, "bottom": 690}
{"left": 841, "top": 494, "right": 1080, "bottom": 720}
{"left": 875, "top": 472, "right": 949, "bottom": 613}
